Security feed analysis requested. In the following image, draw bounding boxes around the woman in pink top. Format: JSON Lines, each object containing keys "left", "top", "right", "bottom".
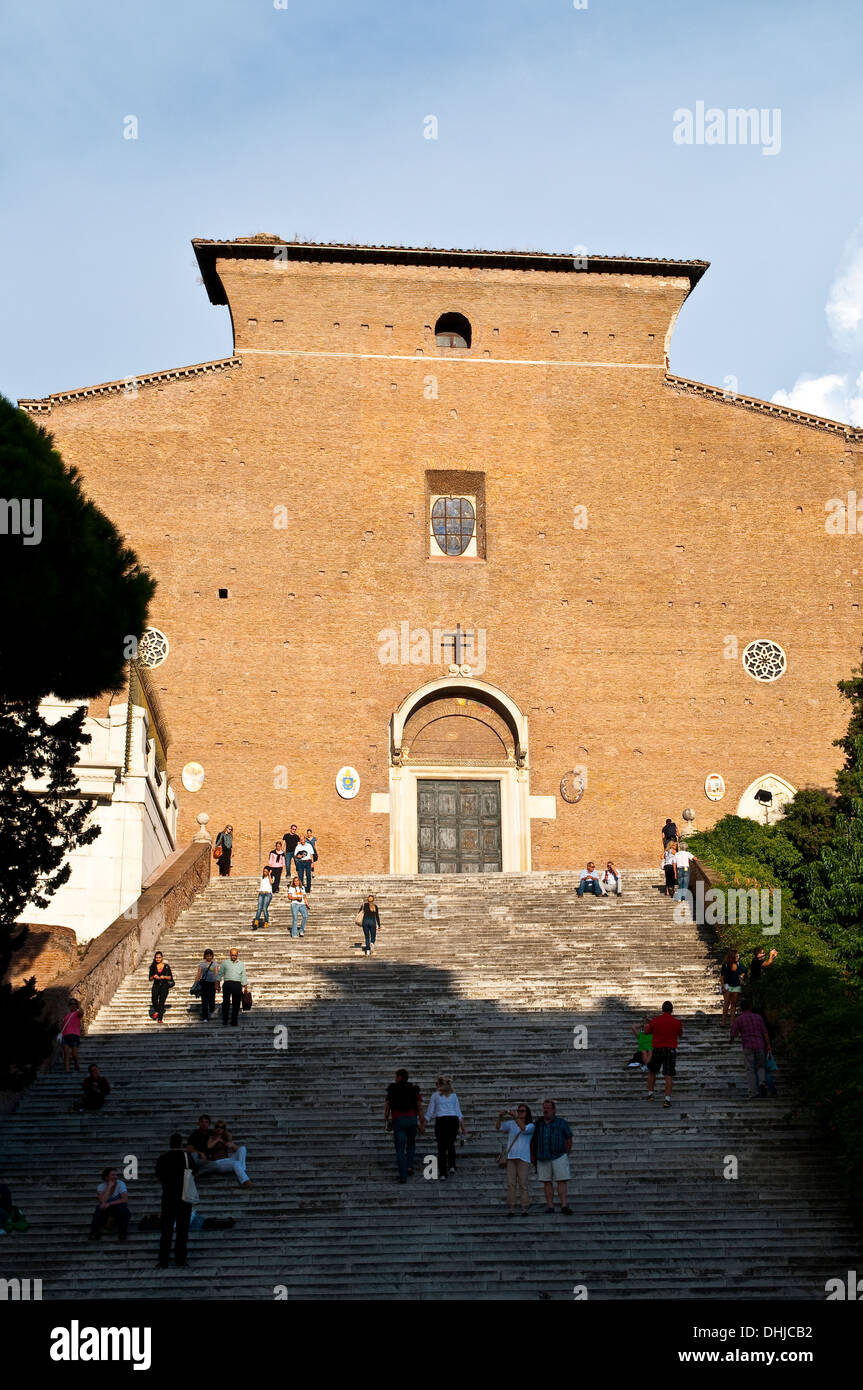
{"left": 267, "top": 841, "right": 286, "bottom": 893}
{"left": 60, "top": 1000, "right": 83, "bottom": 1073}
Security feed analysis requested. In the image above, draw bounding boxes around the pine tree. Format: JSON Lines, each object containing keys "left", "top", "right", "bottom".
{"left": 0, "top": 395, "right": 154, "bottom": 1091}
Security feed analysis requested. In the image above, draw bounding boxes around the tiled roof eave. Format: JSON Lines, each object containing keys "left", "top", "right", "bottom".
{"left": 18, "top": 356, "right": 242, "bottom": 413}
{"left": 191, "top": 237, "right": 709, "bottom": 306}
{"left": 665, "top": 373, "right": 863, "bottom": 441}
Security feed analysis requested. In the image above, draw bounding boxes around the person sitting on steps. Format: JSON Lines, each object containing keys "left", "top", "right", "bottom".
{"left": 88, "top": 1165, "right": 130, "bottom": 1242}
{"left": 601, "top": 861, "right": 622, "bottom": 896}
{"left": 577, "top": 862, "right": 603, "bottom": 896}
{"left": 187, "top": 1114, "right": 252, "bottom": 1186}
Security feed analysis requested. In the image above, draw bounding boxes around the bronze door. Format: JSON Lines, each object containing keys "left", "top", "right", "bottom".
{"left": 417, "top": 780, "right": 502, "bottom": 873}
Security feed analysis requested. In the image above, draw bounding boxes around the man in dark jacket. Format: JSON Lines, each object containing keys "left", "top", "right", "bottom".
{"left": 282, "top": 824, "right": 300, "bottom": 875}
{"left": 661, "top": 818, "right": 679, "bottom": 848}
{"left": 155, "top": 1133, "right": 194, "bottom": 1268}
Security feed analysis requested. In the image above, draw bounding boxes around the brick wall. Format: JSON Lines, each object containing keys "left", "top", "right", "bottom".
{"left": 21, "top": 252, "right": 862, "bottom": 870}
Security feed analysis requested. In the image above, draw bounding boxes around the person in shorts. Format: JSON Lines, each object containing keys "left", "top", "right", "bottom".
{"left": 60, "top": 1000, "right": 83, "bottom": 1073}
{"left": 721, "top": 950, "right": 746, "bottom": 1026}
{"left": 645, "top": 1000, "right": 683, "bottom": 1108}
{"left": 531, "top": 1099, "right": 573, "bottom": 1215}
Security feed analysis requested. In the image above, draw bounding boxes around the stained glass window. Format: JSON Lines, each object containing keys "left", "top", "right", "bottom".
{"left": 432, "top": 497, "right": 476, "bottom": 556}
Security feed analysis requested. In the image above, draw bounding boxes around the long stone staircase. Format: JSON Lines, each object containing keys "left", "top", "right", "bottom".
{"left": 1, "top": 870, "right": 858, "bottom": 1300}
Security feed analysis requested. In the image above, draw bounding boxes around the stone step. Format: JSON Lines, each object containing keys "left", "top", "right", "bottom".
{"left": 0, "top": 869, "right": 851, "bottom": 1301}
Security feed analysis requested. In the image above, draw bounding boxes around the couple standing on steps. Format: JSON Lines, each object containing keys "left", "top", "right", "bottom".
{"left": 497, "top": 1099, "right": 574, "bottom": 1216}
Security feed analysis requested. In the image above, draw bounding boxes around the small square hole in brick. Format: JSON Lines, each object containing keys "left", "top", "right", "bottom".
{"left": 218, "top": 588, "right": 229, "bottom": 599}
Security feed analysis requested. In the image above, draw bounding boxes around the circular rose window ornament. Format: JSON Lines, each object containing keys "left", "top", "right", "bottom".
{"left": 742, "top": 639, "right": 786, "bottom": 682}
{"left": 336, "top": 766, "right": 360, "bottom": 799}
{"left": 138, "top": 627, "right": 169, "bottom": 669}
{"left": 181, "top": 762, "right": 205, "bottom": 792}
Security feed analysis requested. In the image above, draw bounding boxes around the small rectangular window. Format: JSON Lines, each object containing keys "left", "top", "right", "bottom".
{"left": 218, "top": 588, "right": 228, "bottom": 599}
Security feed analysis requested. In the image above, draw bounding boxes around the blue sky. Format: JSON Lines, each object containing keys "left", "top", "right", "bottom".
{"left": 2, "top": 0, "right": 862, "bottom": 421}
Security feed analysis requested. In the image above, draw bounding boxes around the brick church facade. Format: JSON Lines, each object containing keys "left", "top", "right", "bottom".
{"left": 20, "top": 239, "right": 863, "bottom": 873}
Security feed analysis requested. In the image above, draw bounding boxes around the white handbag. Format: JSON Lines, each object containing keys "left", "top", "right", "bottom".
{"left": 182, "top": 1151, "right": 199, "bottom": 1204}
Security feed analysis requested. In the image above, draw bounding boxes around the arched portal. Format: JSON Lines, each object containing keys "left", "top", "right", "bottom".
{"left": 388, "top": 678, "right": 532, "bottom": 873}
{"left": 737, "top": 773, "right": 797, "bottom": 825}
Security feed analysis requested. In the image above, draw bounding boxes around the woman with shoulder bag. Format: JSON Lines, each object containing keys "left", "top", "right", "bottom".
{"left": 214, "top": 825, "right": 233, "bottom": 877}
{"left": 192, "top": 949, "right": 219, "bottom": 1022}
{"left": 496, "top": 1104, "right": 535, "bottom": 1216}
{"left": 149, "top": 952, "right": 175, "bottom": 1023}
{"left": 357, "top": 893, "right": 380, "bottom": 957}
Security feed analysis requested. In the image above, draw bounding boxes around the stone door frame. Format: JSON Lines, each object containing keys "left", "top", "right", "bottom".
{"left": 387, "top": 677, "right": 532, "bottom": 874}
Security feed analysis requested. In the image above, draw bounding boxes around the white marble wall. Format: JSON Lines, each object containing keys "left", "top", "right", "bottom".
{"left": 19, "top": 699, "right": 178, "bottom": 943}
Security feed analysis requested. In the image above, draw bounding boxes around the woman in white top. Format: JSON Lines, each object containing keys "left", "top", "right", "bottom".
{"left": 288, "top": 875, "right": 309, "bottom": 939}
{"left": 253, "top": 866, "right": 274, "bottom": 929}
{"left": 495, "top": 1104, "right": 535, "bottom": 1215}
{"left": 601, "top": 862, "right": 622, "bottom": 896}
{"left": 425, "top": 1076, "right": 465, "bottom": 1180}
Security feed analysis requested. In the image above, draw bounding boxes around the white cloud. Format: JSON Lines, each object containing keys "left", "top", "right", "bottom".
{"left": 826, "top": 221, "right": 863, "bottom": 352}
{"left": 771, "top": 223, "right": 863, "bottom": 426}
{"left": 771, "top": 371, "right": 863, "bottom": 426}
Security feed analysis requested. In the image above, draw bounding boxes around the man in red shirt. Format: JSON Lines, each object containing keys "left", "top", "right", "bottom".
{"left": 645, "top": 1000, "right": 684, "bottom": 1108}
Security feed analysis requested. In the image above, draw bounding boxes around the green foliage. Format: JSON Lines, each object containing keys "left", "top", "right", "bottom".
{"left": 687, "top": 813, "right": 804, "bottom": 895}
{"left": 0, "top": 701, "right": 101, "bottom": 1090}
{"left": 691, "top": 812, "right": 863, "bottom": 1199}
{"left": 0, "top": 393, "right": 155, "bottom": 702}
{"left": 807, "top": 742, "right": 863, "bottom": 973}
{"left": 0, "top": 396, "right": 154, "bottom": 1090}
{"left": 776, "top": 787, "right": 838, "bottom": 864}
{"left": 834, "top": 650, "right": 863, "bottom": 812}
{"left": 0, "top": 973, "right": 59, "bottom": 1094}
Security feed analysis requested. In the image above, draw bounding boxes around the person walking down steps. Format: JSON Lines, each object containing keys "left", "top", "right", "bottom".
{"left": 214, "top": 825, "right": 233, "bottom": 877}
{"left": 357, "top": 893, "right": 380, "bottom": 956}
{"left": 293, "top": 834, "right": 315, "bottom": 893}
{"left": 149, "top": 952, "right": 174, "bottom": 1023}
{"left": 252, "top": 865, "right": 274, "bottom": 930}
{"left": 288, "top": 876, "right": 309, "bottom": 939}
{"left": 192, "top": 949, "right": 219, "bottom": 1022}
{"left": 267, "top": 841, "right": 286, "bottom": 893}
{"left": 217, "top": 948, "right": 248, "bottom": 1027}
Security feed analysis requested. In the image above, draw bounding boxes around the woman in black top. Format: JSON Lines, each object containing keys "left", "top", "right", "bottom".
{"left": 149, "top": 951, "right": 174, "bottom": 1023}
{"left": 720, "top": 949, "right": 746, "bottom": 1026}
{"left": 359, "top": 894, "right": 381, "bottom": 957}
{"left": 214, "top": 825, "right": 233, "bottom": 877}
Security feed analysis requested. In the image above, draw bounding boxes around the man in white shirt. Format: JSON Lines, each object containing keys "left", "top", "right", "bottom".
{"left": 601, "top": 862, "right": 622, "bottom": 896}
{"left": 673, "top": 842, "right": 694, "bottom": 901}
{"left": 293, "top": 835, "right": 315, "bottom": 893}
{"left": 577, "top": 862, "right": 603, "bottom": 897}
